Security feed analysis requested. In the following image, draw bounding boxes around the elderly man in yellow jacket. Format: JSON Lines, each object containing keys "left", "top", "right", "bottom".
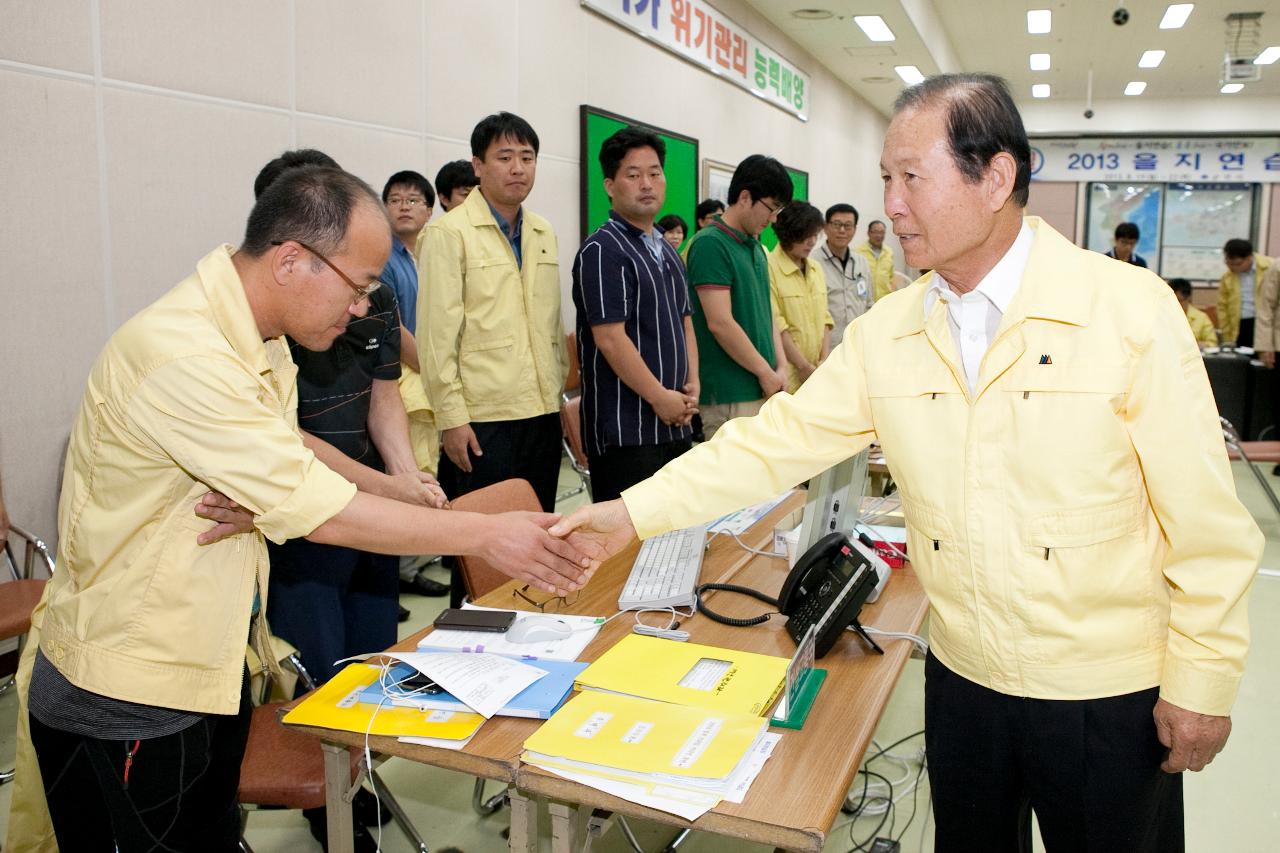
{"left": 554, "top": 74, "right": 1261, "bottom": 852}
{"left": 1217, "top": 238, "right": 1273, "bottom": 346}
{"left": 855, "top": 218, "right": 896, "bottom": 301}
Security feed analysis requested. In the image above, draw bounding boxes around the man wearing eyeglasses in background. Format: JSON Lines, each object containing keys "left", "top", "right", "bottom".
{"left": 379, "top": 169, "right": 455, "bottom": 601}
{"left": 682, "top": 154, "right": 792, "bottom": 438}
{"left": 10, "top": 163, "right": 598, "bottom": 852}
{"left": 815, "top": 203, "right": 873, "bottom": 343}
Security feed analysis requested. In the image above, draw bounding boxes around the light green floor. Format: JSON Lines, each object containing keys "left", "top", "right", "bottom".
{"left": 3, "top": 461, "right": 1279, "bottom": 851}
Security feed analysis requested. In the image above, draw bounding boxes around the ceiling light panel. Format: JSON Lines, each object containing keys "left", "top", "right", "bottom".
{"left": 854, "top": 15, "right": 896, "bottom": 42}
{"left": 1030, "top": 53, "right": 1050, "bottom": 71}
{"left": 1220, "top": 83, "right": 1244, "bottom": 93}
{"left": 1159, "top": 5, "right": 1194, "bottom": 30}
{"left": 1032, "top": 84, "right": 1051, "bottom": 98}
{"left": 1139, "top": 50, "right": 1166, "bottom": 68}
{"left": 894, "top": 65, "right": 925, "bottom": 85}
{"left": 1027, "top": 10, "right": 1052, "bottom": 35}
{"left": 1255, "top": 46, "right": 1280, "bottom": 65}
{"left": 1125, "top": 81, "right": 1147, "bottom": 95}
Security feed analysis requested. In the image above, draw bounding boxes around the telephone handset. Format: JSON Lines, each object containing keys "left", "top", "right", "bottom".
{"left": 777, "top": 532, "right": 883, "bottom": 658}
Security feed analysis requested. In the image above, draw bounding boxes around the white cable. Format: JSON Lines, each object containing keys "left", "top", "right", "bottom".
{"left": 853, "top": 521, "right": 908, "bottom": 562}
{"left": 363, "top": 676, "right": 390, "bottom": 853}
{"left": 708, "top": 529, "right": 784, "bottom": 558}
{"left": 630, "top": 605, "right": 695, "bottom": 641}
{"left": 855, "top": 626, "right": 929, "bottom": 657}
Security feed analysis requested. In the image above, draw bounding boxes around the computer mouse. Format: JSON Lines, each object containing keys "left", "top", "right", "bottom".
{"left": 506, "top": 616, "right": 574, "bottom": 644}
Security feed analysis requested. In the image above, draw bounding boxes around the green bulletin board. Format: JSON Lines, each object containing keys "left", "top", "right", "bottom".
{"left": 580, "top": 105, "right": 699, "bottom": 245}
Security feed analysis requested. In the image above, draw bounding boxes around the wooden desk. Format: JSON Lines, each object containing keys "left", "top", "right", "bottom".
{"left": 287, "top": 493, "right": 928, "bottom": 852}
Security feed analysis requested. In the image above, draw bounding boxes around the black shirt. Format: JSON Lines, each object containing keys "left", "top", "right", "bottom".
{"left": 289, "top": 287, "right": 402, "bottom": 472}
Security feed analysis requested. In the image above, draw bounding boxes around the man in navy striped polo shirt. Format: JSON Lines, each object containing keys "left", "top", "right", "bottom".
{"left": 572, "top": 127, "right": 700, "bottom": 502}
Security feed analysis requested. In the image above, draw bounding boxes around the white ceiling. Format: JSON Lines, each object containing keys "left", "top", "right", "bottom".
{"left": 747, "top": 0, "right": 1280, "bottom": 119}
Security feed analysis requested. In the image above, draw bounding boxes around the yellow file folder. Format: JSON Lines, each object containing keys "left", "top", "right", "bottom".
{"left": 523, "top": 690, "right": 766, "bottom": 782}
{"left": 575, "top": 634, "right": 788, "bottom": 716}
{"left": 282, "top": 662, "right": 485, "bottom": 740}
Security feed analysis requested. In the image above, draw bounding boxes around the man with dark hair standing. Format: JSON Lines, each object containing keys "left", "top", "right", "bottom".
{"left": 10, "top": 165, "right": 597, "bottom": 851}
{"left": 572, "top": 127, "right": 698, "bottom": 502}
{"left": 815, "top": 202, "right": 872, "bottom": 341}
{"left": 683, "top": 154, "right": 792, "bottom": 437}
{"left": 554, "top": 73, "right": 1260, "bottom": 853}
{"left": 1218, "top": 237, "right": 1273, "bottom": 346}
{"left": 419, "top": 112, "right": 569, "bottom": 608}
{"left": 694, "top": 198, "right": 725, "bottom": 231}
{"left": 856, "top": 218, "right": 896, "bottom": 301}
{"left": 434, "top": 159, "right": 480, "bottom": 213}
{"left": 1107, "top": 221, "right": 1148, "bottom": 267}
{"left": 379, "top": 169, "right": 452, "bottom": 598}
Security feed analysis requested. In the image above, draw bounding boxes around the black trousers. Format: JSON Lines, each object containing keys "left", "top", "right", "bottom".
{"left": 29, "top": 673, "right": 252, "bottom": 852}
{"left": 587, "top": 438, "right": 693, "bottom": 502}
{"left": 438, "top": 412, "right": 563, "bottom": 606}
{"left": 1238, "top": 316, "right": 1255, "bottom": 348}
{"left": 924, "top": 653, "right": 1183, "bottom": 853}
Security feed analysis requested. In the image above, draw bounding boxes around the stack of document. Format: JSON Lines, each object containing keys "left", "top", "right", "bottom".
{"left": 522, "top": 690, "right": 782, "bottom": 821}
{"left": 357, "top": 658, "right": 588, "bottom": 719}
{"left": 574, "top": 634, "right": 789, "bottom": 716}
{"left": 282, "top": 663, "right": 486, "bottom": 750}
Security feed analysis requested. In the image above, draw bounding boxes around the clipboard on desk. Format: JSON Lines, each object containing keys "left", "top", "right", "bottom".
{"left": 282, "top": 663, "right": 485, "bottom": 741}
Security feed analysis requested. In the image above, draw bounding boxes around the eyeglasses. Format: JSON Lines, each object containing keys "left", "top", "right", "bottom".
{"left": 272, "top": 239, "right": 384, "bottom": 304}
{"left": 512, "top": 585, "right": 581, "bottom": 613}
{"left": 755, "top": 198, "right": 783, "bottom": 217}
{"left": 386, "top": 196, "right": 430, "bottom": 208}
{"left": 827, "top": 221, "right": 856, "bottom": 231}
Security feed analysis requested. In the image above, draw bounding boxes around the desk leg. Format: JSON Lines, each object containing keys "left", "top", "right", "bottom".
{"left": 508, "top": 787, "right": 538, "bottom": 853}
{"left": 321, "top": 742, "right": 355, "bottom": 853}
{"left": 549, "top": 801, "right": 588, "bottom": 853}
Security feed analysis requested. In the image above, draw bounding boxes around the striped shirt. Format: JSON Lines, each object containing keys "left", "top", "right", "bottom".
{"left": 572, "top": 211, "right": 693, "bottom": 455}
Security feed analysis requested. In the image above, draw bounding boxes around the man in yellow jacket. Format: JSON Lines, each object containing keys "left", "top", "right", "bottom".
{"left": 553, "top": 74, "right": 1261, "bottom": 851}
{"left": 855, "top": 218, "right": 896, "bottom": 301}
{"left": 1216, "top": 238, "right": 1273, "bottom": 346}
{"left": 5, "top": 167, "right": 597, "bottom": 853}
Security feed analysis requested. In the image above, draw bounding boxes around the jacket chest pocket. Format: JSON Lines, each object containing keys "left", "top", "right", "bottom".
{"left": 1017, "top": 495, "right": 1161, "bottom": 663}
{"left": 1002, "top": 364, "right": 1131, "bottom": 470}
{"left": 464, "top": 256, "right": 520, "bottom": 333}
{"left": 865, "top": 369, "right": 963, "bottom": 489}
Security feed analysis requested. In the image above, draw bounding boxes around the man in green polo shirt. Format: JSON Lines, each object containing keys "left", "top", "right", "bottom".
{"left": 685, "top": 155, "right": 793, "bottom": 437}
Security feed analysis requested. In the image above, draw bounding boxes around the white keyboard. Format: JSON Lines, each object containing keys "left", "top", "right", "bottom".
{"left": 618, "top": 524, "right": 708, "bottom": 610}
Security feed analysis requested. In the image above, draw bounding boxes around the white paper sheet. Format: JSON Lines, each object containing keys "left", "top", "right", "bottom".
{"left": 708, "top": 490, "right": 794, "bottom": 535}
{"left": 343, "top": 651, "right": 543, "bottom": 719}
{"left": 527, "top": 762, "right": 718, "bottom": 822}
{"left": 721, "top": 732, "right": 782, "bottom": 804}
{"left": 416, "top": 606, "right": 604, "bottom": 661}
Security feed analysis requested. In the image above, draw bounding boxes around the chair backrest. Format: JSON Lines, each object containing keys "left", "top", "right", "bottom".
{"left": 3, "top": 524, "right": 55, "bottom": 582}
{"left": 564, "top": 331, "right": 581, "bottom": 395}
{"left": 449, "top": 479, "right": 542, "bottom": 600}
{"left": 560, "top": 396, "right": 590, "bottom": 471}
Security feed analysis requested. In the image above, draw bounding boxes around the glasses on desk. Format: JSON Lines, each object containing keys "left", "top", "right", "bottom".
{"left": 512, "top": 585, "right": 581, "bottom": 612}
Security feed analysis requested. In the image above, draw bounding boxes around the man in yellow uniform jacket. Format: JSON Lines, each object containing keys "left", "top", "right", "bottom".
{"left": 1216, "top": 238, "right": 1273, "bottom": 346}
{"left": 855, "top": 218, "right": 896, "bottom": 301}
{"left": 418, "top": 112, "right": 569, "bottom": 607}
{"left": 553, "top": 74, "right": 1261, "bottom": 852}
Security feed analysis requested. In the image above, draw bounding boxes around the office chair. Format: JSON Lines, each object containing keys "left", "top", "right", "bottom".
{"left": 1221, "top": 416, "right": 1280, "bottom": 519}
{"left": 237, "top": 652, "right": 429, "bottom": 852}
{"left": 0, "top": 524, "right": 54, "bottom": 786}
{"left": 559, "top": 395, "right": 592, "bottom": 501}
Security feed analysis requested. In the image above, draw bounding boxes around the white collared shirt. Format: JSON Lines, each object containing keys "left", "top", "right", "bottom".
{"left": 924, "top": 223, "right": 1034, "bottom": 394}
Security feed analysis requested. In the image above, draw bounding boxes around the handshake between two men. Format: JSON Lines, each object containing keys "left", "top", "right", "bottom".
{"left": 192, "top": 478, "right": 640, "bottom": 598}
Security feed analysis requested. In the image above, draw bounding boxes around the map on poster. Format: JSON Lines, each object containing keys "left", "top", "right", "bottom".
{"left": 1086, "top": 183, "right": 1162, "bottom": 263}
{"left": 1161, "top": 184, "right": 1254, "bottom": 281}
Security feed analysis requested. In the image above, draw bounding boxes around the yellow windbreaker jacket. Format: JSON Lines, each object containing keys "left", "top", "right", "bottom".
{"left": 417, "top": 188, "right": 568, "bottom": 430}
{"left": 624, "top": 218, "right": 1261, "bottom": 717}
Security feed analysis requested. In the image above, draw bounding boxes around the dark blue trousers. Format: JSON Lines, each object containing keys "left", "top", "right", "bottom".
{"left": 266, "top": 539, "right": 398, "bottom": 688}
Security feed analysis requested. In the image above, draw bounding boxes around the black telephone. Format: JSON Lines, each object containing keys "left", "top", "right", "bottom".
{"left": 695, "top": 532, "right": 883, "bottom": 659}
{"left": 778, "top": 532, "right": 883, "bottom": 658}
